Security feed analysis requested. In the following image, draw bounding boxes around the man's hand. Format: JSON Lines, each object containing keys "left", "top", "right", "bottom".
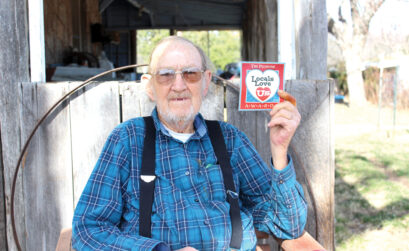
{"left": 267, "top": 90, "right": 300, "bottom": 170}
{"left": 175, "top": 247, "right": 199, "bottom": 251}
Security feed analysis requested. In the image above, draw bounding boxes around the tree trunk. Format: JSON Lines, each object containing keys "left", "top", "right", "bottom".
{"left": 345, "top": 63, "right": 367, "bottom": 107}
{"left": 343, "top": 43, "right": 367, "bottom": 106}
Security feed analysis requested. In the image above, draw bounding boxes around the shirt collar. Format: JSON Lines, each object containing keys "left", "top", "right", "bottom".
{"left": 151, "top": 107, "right": 208, "bottom": 141}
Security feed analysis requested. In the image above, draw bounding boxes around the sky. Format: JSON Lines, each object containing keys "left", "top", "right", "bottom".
{"left": 370, "top": 0, "right": 409, "bottom": 36}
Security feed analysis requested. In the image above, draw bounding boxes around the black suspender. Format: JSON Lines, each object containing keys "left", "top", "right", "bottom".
{"left": 205, "top": 120, "right": 243, "bottom": 249}
{"left": 139, "top": 116, "right": 157, "bottom": 238}
{"left": 139, "top": 116, "right": 242, "bottom": 249}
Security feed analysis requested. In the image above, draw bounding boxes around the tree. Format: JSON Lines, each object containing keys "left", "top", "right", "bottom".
{"left": 328, "top": 0, "right": 385, "bottom": 106}
{"left": 137, "top": 29, "right": 170, "bottom": 70}
{"left": 177, "top": 30, "right": 241, "bottom": 71}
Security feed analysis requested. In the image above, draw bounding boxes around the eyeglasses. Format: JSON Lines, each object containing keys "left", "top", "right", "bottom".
{"left": 150, "top": 67, "right": 204, "bottom": 84}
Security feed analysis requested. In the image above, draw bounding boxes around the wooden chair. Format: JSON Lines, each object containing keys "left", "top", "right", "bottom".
{"left": 56, "top": 228, "right": 325, "bottom": 251}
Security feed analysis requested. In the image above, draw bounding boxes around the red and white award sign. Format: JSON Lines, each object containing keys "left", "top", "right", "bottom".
{"left": 239, "top": 62, "right": 285, "bottom": 111}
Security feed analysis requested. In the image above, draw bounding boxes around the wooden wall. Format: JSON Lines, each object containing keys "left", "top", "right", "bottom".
{"left": 13, "top": 79, "right": 333, "bottom": 250}
{"left": 17, "top": 81, "right": 223, "bottom": 250}
{"left": 44, "top": 0, "right": 101, "bottom": 65}
{"left": 0, "top": 0, "right": 30, "bottom": 250}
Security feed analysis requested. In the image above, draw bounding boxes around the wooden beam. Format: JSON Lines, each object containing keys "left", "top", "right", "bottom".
{"left": 130, "top": 0, "right": 242, "bottom": 25}
{"left": 294, "top": 0, "right": 327, "bottom": 80}
{"left": 99, "top": 0, "right": 115, "bottom": 13}
{"left": 28, "top": 0, "right": 46, "bottom": 82}
{"left": 0, "top": 0, "right": 30, "bottom": 249}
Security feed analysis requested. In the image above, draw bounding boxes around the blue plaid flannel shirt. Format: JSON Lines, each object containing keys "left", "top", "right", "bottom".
{"left": 72, "top": 108, "right": 307, "bottom": 250}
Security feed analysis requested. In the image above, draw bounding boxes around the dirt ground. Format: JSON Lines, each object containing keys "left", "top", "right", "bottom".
{"left": 334, "top": 102, "right": 409, "bottom": 139}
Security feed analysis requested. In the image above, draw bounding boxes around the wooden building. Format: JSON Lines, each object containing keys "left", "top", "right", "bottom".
{"left": 0, "top": 0, "right": 332, "bottom": 250}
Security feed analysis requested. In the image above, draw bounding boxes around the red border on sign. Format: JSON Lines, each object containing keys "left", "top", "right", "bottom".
{"left": 239, "top": 62, "right": 285, "bottom": 110}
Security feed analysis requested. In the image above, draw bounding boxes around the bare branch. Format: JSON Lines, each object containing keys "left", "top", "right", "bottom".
{"left": 350, "top": 0, "right": 385, "bottom": 35}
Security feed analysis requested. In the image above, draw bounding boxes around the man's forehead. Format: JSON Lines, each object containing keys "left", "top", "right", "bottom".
{"left": 150, "top": 40, "right": 201, "bottom": 68}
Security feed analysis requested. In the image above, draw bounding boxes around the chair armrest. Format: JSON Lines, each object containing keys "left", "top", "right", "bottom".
{"left": 55, "top": 228, "right": 73, "bottom": 251}
{"left": 277, "top": 231, "right": 326, "bottom": 251}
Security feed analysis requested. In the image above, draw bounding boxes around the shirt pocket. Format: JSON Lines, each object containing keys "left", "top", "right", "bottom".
{"left": 200, "top": 164, "right": 227, "bottom": 202}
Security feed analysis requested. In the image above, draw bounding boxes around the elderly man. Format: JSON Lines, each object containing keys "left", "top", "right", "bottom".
{"left": 72, "top": 36, "right": 307, "bottom": 251}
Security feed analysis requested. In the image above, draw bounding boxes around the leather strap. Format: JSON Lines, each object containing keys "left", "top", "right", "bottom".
{"left": 139, "top": 117, "right": 243, "bottom": 249}
{"left": 139, "top": 116, "right": 156, "bottom": 238}
{"left": 205, "top": 120, "right": 243, "bottom": 249}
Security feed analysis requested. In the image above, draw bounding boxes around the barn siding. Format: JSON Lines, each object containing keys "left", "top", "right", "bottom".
{"left": 0, "top": 0, "right": 30, "bottom": 249}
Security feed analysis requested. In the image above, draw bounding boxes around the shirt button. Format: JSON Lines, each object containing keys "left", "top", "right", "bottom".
{"left": 185, "top": 171, "right": 190, "bottom": 176}
{"left": 194, "top": 199, "right": 199, "bottom": 202}
{"left": 287, "top": 204, "right": 292, "bottom": 208}
{"left": 279, "top": 180, "right": 284, "bottom": 184}
{"left": 204, "top": 220, "right": 210, "bottom": 225}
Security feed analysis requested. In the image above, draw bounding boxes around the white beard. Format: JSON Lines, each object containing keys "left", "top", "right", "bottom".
{"left": 152, "top": 79, "right": 206, "bottom": 132}
{"left": 156, "top": 103, "right": 197, "bottom": 131}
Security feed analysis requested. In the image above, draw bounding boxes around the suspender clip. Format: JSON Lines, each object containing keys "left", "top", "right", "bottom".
{"left": 227, "top": 190, "right": 238, "bottom": 199}
{"left": 140, "top": 175, "right": 156, "bottom": 183}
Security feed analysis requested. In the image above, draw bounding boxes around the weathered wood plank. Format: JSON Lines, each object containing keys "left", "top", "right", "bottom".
{"left": 70, "top": 81, "right": 121, "bottom": 206}
{"left": 264, "top": 0, "right": 278, "bottom": 62}
{"left": 226, "top": 80, "right": 334, "bottom": 250}
{"left": 255, "top": 111, "right": 271, "bottom": 164}
{"left": 243, "top": 0, "right": 268, "bottom": 61}
{"left": 0, "top": 0, "right": 30, "bottom": 249}
{"left": 0, "top": 120, "right": 7, "bottom": 250}
{"left": 21, "top": 82, "right": 74, "bottom": 250}
{"left": 294, "top": 0, "right": 327, "bottom": 80}
{"left": 226, "top": 84, "right": 258, "bottom": 146}
{"left": 286, "top": 80, "right": 334, "bottom": 250}
{"left": 200, "top": 82, "right": 224, "bottom": 121}
{"left": 120, "top": 81, "right": 155, "bottom": 121}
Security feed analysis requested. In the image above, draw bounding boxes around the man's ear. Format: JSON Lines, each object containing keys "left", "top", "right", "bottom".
{"left": 202, "top": 70, "right": 212, "bottom": 97}
{"left": 142, "top": 74, "right": 155, "bottom": 101}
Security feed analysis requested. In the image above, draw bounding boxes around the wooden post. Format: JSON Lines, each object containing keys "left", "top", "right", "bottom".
{"left": 243, "top": 0, "right": 277, "bottom": 61}
{"left": 294, "top": 0, "right": 327, "bottom": 80}
{"left": 286, "top": 80, "right": 335, "bottom": 251}
{"left": 28, "top": 0, "right": 46, "bottom": 82}
{"left": 0, "top": 0, "right": 30, "bottom": 249}
{"left": 227, "top": 80, "right": 335, "bottom": 251}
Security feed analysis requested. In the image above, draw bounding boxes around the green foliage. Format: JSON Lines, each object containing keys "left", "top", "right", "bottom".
{"left": 328, "top": 64, "right": 348, "bottom": 95}
{"left": 136, "top": 29, "right": 170, "bottom": 70}
{"left": 136, "top": 30, "right": 241, "bottom": 72}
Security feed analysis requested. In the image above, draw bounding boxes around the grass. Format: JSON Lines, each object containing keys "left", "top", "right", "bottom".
{"left": 334, "top": 103, "right": 409, "bottom": 250}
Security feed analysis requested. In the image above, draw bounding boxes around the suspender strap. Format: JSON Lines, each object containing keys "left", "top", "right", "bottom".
{"left": 205, "top": 120, "right": 243, "bottom": 249}
{"left": 139, "top": 116, "right": 156, "bottom": 238}
{"left": 139, "top": 117, "right": 243, "bottom": 248}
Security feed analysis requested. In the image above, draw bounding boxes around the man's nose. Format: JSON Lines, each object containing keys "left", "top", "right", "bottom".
{"left": 171, "top": 72, "right": 187, "bottom": 91}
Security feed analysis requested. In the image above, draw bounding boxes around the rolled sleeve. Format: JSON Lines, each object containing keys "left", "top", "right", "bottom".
{"left": 271, "top": 155, "right": 298, "bottom": 186}
{"left": 253, "top": 155, "right": 308, "bottom": 240}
